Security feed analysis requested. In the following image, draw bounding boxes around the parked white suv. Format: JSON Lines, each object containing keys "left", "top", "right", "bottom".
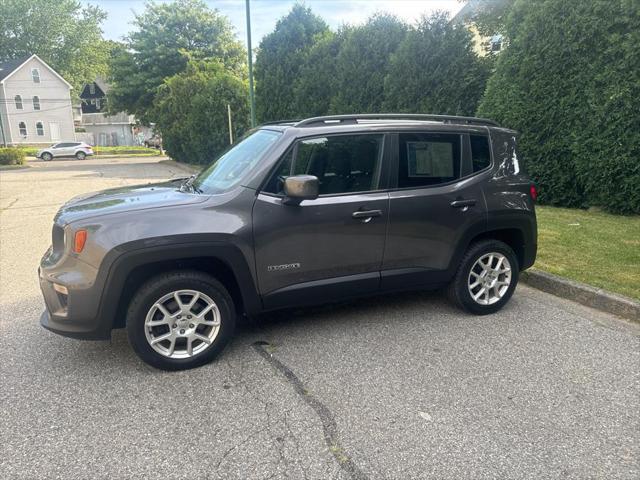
{"left": 37, "top": 142, "right": 94, "bottom": 161}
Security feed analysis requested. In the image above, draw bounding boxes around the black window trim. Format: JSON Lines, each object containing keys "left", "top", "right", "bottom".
{"left": 258, "top": 131, "right": 392, "bottom": 199}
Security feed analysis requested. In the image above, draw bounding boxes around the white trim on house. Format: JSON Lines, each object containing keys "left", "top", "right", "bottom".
{"left": 0, "top": 54, "right": 73, "bottom": 89}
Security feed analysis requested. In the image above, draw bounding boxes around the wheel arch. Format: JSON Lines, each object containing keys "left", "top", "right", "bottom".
{"left": 97, "top": 242, "right": 262, "bottom": 331}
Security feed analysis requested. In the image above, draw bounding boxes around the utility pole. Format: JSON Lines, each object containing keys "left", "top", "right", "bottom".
{"left": 227, "top": 104, "right": 233, "bottom": 144}
{"left": 0, "top": 109, "right": 6, "bottom": 147}
{"left": 246, "top": 0, "right": 257, "bottom": 127}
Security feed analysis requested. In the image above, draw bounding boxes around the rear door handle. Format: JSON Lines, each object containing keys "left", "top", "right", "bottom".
{"left": 352, "top": 209, "right": 382, "bottom": 219}
{"left": 450, "top": 199, "right": 477, "bottom": 208}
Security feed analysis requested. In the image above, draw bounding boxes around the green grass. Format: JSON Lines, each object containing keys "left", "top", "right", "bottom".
{"left": 535, "top": 206, "right": 640, "bottom": 300}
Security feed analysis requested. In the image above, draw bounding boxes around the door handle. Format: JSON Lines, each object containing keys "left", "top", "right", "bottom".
{"left": 352, "top": 209, "right": 382, "bottom": 219}
{"left": 450, "top": 199, "right": 477, "bottom": 208}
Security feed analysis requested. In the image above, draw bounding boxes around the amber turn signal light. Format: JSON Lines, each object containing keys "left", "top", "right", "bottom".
{"left": 74, "top": 230, "right": 88, "bottom": 253}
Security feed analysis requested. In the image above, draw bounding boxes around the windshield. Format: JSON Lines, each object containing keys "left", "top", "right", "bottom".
{"left": 192, "top": 129, "right": 282, "bottom": 194}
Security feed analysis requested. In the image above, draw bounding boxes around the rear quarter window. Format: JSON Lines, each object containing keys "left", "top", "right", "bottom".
{"left": 470, "top": 134, "right": 491, "bottom": 172}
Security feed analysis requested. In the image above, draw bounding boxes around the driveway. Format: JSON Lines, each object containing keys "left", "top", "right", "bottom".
{"left": 1, "top": 157, "right": 638, "bottom": 479}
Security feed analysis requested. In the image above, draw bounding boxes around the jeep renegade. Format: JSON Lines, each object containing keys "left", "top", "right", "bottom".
{"left": 38, "top": 114, "right": 537, "bottom": 370}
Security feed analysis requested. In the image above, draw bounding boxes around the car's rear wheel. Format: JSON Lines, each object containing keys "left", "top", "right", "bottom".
{"left": 447, "top": 240, "right": 519, "bottom": 315}
{"left": 41, "top": 152, "right": 53, "bottom": 161}
{"left": 126, "top": 270, "right": 235, "bottom": 370}
{"left": 75, "top": 151, "right": 86, "bottom": 160}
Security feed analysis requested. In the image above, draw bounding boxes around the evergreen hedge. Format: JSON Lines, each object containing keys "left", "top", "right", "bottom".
{"left": 478, "top": 0, "right": 640, "bottom": 214}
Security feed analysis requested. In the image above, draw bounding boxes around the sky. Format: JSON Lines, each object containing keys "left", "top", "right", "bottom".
{"left": 88, "top": 0, "right": 464, "bottom": 46}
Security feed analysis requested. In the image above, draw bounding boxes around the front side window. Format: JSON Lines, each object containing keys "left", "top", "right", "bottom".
{"left": 193, "top": 129, "right": 281, "bottom": 195}
{"left": 18, "top": 122, "right": 27, "bottom": 136}
{"left": 14, "top": 95, "right": 23, "bottom": 109}
{"left": 33, "top": 96, "right": 40, "bottom": 110}
{"left": 397, "top": 133, "right": 461, "bottom": 188}
{"left": 31, "top": 68, "right": 40, "bottom": 83}
{"left": 36, "top": 122, "right": 44, "bottom": 136}
{"left": 264, "top": 134, "right": 383, "bottom": 196}
{"left": 89, "top": 83, "right": 95, "bottom": 94}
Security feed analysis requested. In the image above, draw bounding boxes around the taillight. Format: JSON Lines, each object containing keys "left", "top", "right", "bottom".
{"left": 74, "top": 230, "right": 87, "bottom": 253}
{"left": 530, "top": 184, "right": 538, "bottom": 201}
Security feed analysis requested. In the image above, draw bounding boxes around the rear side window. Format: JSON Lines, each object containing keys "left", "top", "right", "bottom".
{"left": 398, "top": 133, "right": 461, "bottom": 188}
{"left": 470, "top": 134, "right": 491, "bottom": 172}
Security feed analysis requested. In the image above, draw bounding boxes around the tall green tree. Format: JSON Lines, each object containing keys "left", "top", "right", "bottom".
{"left": 254, "top": 4, "right": 330, "bottom": 122}
{"left": 384, "top": 13, "right": 490, "bottom": 115}
{"left": 153, "top": 61, "right": 249, "bottom": 165}
{"left": 329, "top": 14, "right": 408, "bottom": 114}
{"left": 108, "top": 0, "right": 245, "bottom": 123}
{"left": 292, "top": 29, "right": 345, "bottom": 117}
{"left": 0, "top": 0, "right": 108, "bottom": 95}
{"left": 478, "top": 0, "right": 640, "bottom": 214}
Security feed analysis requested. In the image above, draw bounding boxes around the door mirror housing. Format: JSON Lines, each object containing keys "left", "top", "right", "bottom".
{"left": 283, "top": 175, "right": 319, "bottom": 204}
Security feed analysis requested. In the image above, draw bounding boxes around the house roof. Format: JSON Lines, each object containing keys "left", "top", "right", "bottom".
{"left": 94, "top": 76, "right": 111, "bottom": 94}
{"left": 0, "top": 56, "right": 31, "bottom": 82}
{"left": 0, "top": 54, "right": 73, "bottom": 88}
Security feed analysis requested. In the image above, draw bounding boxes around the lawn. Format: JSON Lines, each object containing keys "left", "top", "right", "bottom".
{"left": 535, "top": 206, "right": 640, "bottom": 300}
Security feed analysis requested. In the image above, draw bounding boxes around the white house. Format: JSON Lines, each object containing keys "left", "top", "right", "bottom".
{"left": 0, "top": 54, "right": 76, "bottom": 146}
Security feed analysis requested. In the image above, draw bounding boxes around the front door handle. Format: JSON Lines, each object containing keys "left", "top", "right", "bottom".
{"left": 450, "top": 199, "right": 477, "bottom": 208}
{"left": 352, "top": 209, "right": 382, "bottom": 219}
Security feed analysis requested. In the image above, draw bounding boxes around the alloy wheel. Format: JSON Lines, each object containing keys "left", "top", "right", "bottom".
{"left": 467, "top": 252, "right": 512, "bottom": 305}
{"left": 144, "top": 289, "right": 221, "bottom": 359}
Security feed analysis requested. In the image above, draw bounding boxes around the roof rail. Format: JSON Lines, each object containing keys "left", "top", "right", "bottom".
{"left": 259, "top": 119, "right": 301, "bottom": 126}
{"left": 294, "top": 114, "right": 499, "bottom": 128}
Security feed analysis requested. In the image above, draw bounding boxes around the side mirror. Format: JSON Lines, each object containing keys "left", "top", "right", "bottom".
{"left": 283, "top": 175, "right": 319, "bottom": 205}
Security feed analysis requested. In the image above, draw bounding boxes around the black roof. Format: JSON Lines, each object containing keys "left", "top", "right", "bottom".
{"left": 0, "top": 56, "right": 30, "bottom": 82}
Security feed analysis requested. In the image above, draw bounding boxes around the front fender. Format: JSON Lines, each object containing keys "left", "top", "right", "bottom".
{"left": 95, "top": 237, "right": 262, "bottom": 331}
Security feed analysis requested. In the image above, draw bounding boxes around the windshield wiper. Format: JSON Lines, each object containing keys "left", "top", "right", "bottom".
{"left": 179, "top": 174, "right": 201, "bottom": 193}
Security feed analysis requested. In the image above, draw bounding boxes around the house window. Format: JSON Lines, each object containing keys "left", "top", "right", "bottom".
{"left": 89, "top": 83, "right": 95, "bottom": 94}
{"left": 33, "top": 96, "right": 40, "bottom": 110}
{"left": 18, "top": 122, "right": 27, "bottom": 136}
{"left": 32, "top": 68, "right": 40, "bottom": 83}
{"left": 96, "top": 98, "right": 101, "bottom": 109}
{"left": 15, "top": 95, "right": 23, "bottom": 109}
{"left": 36, "top": 122, "right": 45, "bottom": 136}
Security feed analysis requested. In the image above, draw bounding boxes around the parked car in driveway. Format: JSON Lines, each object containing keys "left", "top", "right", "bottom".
{"left": 143, "top": 134, "right": 162, "bottom": 149}
{"left": 38, "top": 114, "right": 537, "bottom": 370}
{"left": 37, "top": 142, "right": 94, "bottom": 161}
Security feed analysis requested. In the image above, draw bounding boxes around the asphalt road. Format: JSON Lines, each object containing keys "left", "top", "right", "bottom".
{"left": 1, "top": 157, "right": 639, "bottom": 479}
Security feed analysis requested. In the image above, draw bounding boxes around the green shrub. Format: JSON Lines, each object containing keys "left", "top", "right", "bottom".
{"left": 153, "top": 60, "right": 250, "bottom": 165}
{"left": 0, "top": 148, "right": 26, "bottom": 165}
{"left": 478, "top": 0, "right": 640, "bottom": 214}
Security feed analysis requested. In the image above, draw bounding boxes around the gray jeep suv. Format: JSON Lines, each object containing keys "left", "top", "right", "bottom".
{"left": 38, "top": 114, "right": 537, "bottom": 370}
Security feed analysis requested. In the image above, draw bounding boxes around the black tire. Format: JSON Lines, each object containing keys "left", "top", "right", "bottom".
{"left": 75, "top": 151, "right": 86, "bottom": 160}
{"left": 447, "top": 240, "right": 519, "bottom": 315}
{"left": 126, "top": 270, "right": 236, "bottom": 370}
{"left": 41, "top": 152, "right": 53, "bottom": 161}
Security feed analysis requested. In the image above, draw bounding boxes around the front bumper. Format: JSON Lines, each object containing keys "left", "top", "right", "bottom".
{"left": 38, "top": 265, "right": 111, "bottom": 340}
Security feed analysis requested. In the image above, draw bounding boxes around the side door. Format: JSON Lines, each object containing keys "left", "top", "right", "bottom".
{"left": 381, "top": 131, "right": 490, "bottom": 289}
{"left": 49, "top": 123, "right": 60, "bottom": 142}
{"left": 253, "top": 132, "right": 391, "bottom": 309}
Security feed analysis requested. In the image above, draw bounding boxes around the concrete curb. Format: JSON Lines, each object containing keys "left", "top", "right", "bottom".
{"left": 521, "top": 270, "right": 640, "bottom": 322}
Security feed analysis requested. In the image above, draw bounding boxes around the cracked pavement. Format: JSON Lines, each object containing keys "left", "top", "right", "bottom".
{"left": 1, "top": 157, "right": 639, "bottom": 479}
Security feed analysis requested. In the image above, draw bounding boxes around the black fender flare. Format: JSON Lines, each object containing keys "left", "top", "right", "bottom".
{"left": 95, "top": 237, "right": 262, "bottom": 330}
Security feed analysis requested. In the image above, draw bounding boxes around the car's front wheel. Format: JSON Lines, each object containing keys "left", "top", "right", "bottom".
{"left": 41, "top": 152, "right": 53, "bottom": 161}
{"left": 126, "top": 271, "right": 235, "bottom": 370}
{"left": 448, "top": 240, "right": 519, "bottom": 315}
